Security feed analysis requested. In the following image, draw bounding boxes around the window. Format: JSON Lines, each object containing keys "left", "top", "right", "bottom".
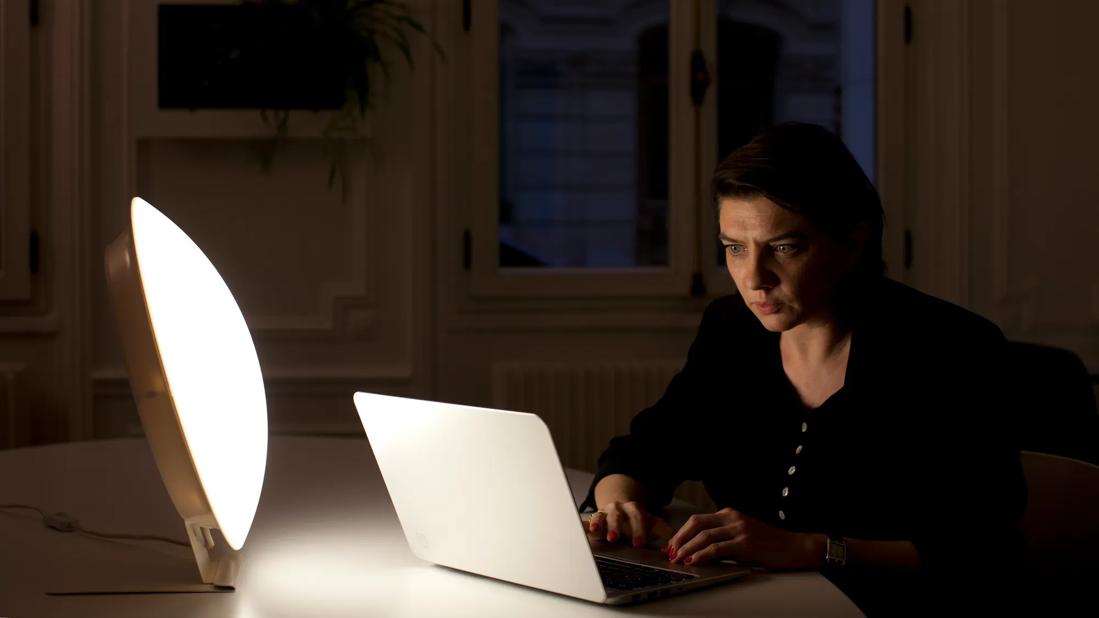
{"left": 465, "top": 0, "right": 876, "bottom": 298}
{"left": 498, "top": 1, "right": 670, "bottom": 268}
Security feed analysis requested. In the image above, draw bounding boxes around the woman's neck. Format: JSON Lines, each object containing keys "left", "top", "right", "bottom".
{"left": 780, "top": 317, "right": 852, "bottom": 368}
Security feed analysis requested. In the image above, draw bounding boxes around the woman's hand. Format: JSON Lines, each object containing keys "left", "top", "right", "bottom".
{"left": 585, "top": 501, "right": 675, "bottom": 549}
{"left": 665, "top": 507, "right": 823, "bottom": 570}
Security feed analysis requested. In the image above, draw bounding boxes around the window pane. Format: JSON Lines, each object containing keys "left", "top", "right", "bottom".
{"left": 715, "top": 0, "right": 876, "bottom": 264}
{"left": 499, "top": 1, "right": 669, "bottom": 268}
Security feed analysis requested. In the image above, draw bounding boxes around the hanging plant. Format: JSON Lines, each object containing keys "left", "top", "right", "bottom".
{"left": 243, "top": 0, "right": 444, "bottom": 195}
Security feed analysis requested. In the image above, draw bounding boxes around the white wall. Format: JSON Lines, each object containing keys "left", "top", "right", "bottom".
{"left": 0, "top": 0, "right": 1095, "bottom": 450}
{"left": 899, "top": 0, "right": 1099, "bottom": 373}
{"left": 0, "top": 0, "right": 437, "bottom": 446}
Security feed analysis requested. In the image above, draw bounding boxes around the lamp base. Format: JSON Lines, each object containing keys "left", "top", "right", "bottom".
{"left": 187, "top": 518, "right": 240, "bottom": 587}
{"left": 37, "top": 521, "right": 240, "bottom": 595}
{"left": 46, "top": 583, "right": 233, "bottom": 595}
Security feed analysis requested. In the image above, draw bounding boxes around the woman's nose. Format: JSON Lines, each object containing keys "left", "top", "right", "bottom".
{"left": 741, "top": 255, "right": 776, "bottom": 290}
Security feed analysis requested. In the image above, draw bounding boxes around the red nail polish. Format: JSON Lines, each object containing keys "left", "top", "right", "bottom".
{"left": 668, "top": 549, "right": 677, "bottom": 561}
{"left": 607, "top": 530, "right": 618, "bottom": 542}
{"left": 633, "top": 535, "right": 644, "bottom": 547}
{"left": 684, "top": 557, "right": 694, "bottom": 565}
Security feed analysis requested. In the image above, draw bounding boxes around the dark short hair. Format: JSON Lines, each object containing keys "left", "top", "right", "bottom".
{"left": 712, "top": 122, "right": 885, "bottom": 281}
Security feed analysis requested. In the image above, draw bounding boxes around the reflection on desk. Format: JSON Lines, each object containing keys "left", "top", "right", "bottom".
{"left": 0, "top": 436, "right": 863, "bottom": 617}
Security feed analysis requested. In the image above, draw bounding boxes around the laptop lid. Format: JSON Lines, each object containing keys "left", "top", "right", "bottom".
{"left": 354, "top": 391, "right": 608, "bottom": 603}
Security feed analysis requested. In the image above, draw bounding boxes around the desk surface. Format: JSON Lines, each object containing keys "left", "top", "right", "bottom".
{"left": 0, "top": 436, "right": 862, "bottom": 617}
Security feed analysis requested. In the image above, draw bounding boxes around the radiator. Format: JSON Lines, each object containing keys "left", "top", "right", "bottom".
{"left": 491, "top": 360, "right": 713, "bottom": 509}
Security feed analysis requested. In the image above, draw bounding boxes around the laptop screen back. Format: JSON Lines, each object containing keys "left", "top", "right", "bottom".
{"left": 354, "top": 392, "right": 606, "bottom": 603}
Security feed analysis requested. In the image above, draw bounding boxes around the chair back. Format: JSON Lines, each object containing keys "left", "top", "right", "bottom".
{"left": 1020, "top": 451, "right": 1099, "bottom": 583}
{"left": 1006, "top": 342, "right": 1099, "bottom": 464}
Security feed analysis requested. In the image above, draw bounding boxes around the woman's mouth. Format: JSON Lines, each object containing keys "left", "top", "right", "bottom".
{"left": 753, "top": 302, "right": 783, "bottom": 315}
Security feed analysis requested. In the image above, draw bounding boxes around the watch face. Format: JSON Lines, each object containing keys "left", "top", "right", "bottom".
{"left": 827, "top": 538, "right": 847, "bottom": 564}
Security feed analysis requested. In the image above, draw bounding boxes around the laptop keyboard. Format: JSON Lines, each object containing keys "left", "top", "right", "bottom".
{"left": 595, "top": 556, "right": 695, "bottom": 592}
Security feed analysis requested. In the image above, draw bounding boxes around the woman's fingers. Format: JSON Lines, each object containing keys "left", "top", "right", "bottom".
{"left": 588, "top": 506, "right": 742, "bottom": 562}
{"left": 590, "top": 501, "right": 658, "bottom": 544}
{"left": 586, "top": 511, "right": 606, "bottom": 534}
{"left": 604, "top": 505, "right": 627, "bottom": 542}
{"left": 681, "top": 539, "right": 740, "bottom": 566}
{"left": 666, "top": 511, "right": 727, "bottom": 554}
{"left": 672, "top": 525, "right": 737, "bottom": 562}
{"left": 622, "top": 502, "right": 650, "bottom": 547}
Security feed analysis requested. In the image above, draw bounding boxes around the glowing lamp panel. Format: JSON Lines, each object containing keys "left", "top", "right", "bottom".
{"left": 131, "top": 198, "right": 267, "bottom": 550}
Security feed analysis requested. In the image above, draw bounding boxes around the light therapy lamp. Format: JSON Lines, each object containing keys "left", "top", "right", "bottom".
{"left": 105, "top": 197, "right": 268, "bottom": 588}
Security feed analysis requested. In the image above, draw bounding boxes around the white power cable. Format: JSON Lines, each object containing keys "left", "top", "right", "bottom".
{"left": 0, "top": 503, "right": 189, "bottom": 547}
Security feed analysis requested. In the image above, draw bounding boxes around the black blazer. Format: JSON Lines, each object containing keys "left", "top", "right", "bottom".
{"left": 582, "top": 277, "right": 1026, "bottom": 615}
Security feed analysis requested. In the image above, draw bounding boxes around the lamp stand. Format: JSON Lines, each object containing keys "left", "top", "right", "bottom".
{"left": 186, "top": 517, "right": 239, "bottom": 588}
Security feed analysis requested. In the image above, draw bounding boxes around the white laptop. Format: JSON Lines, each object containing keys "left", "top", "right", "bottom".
{"left": 353, "top": 392, "right": 752, "bottom": 605}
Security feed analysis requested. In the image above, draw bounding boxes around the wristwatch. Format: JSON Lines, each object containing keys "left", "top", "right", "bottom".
{"left": 825, "top": 536, "right": 847, "bottom": 568}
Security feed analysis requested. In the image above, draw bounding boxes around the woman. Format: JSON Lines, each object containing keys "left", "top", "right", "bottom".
{"left": 581, "top": 123, "right": 1025, "bottom": 615}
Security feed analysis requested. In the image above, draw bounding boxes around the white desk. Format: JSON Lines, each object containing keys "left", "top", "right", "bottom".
{"left": 0, "top": 436, "right": 862, "bottom": 617}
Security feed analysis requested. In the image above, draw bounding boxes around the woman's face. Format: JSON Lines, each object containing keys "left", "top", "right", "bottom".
{"left": 718, "top": 195, "right": 861, "bottom": 333}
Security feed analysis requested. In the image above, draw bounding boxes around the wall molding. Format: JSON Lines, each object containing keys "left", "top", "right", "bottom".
{"left": 876, "top": 0, "right": 907, "bottom": 280}
{"left": 0, "top": 314, "right": 61, "bottom": 333}
{"left": 953, "top": 0, "right": 971, "bottom": 307}
{"left": 92, "top": 362, "right": 415, "bottom": 394}
{"left": 990, "top": 0, "right": 1012, "bottom": 325}
{"left": 131, "top": 137, "right": 384, "bottom": 341}
{"left": 91, "top": 362, "right": 415, "bottom": 439}
{"left": 0, "top": 0, "right": 33, "bottom": 301}
{"left": 57, "top": 0, "right": 95, "bottom": 441}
